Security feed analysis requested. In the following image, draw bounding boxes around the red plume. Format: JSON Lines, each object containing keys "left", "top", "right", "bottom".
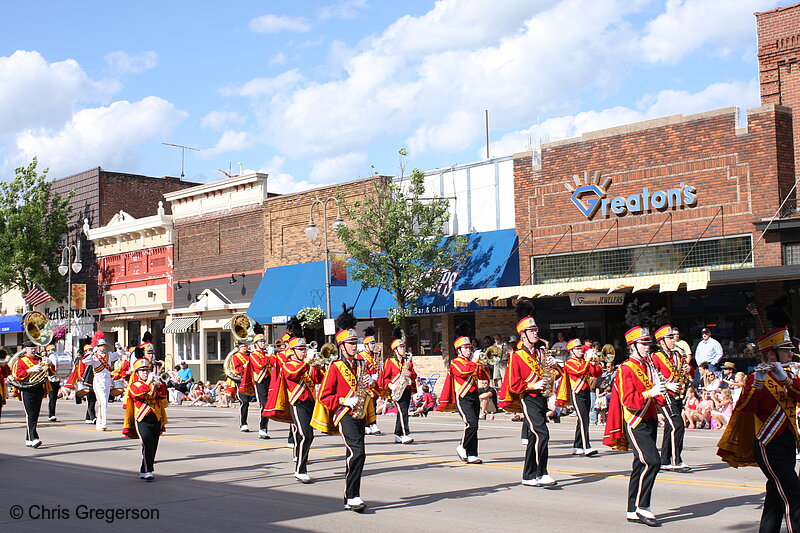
{"left": 91, "top": 331, "right": 105, "bottom": 348}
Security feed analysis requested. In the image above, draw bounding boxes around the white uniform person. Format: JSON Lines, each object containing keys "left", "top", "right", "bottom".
{"left": 82, "top": 333, "right": 121, "bottom": 431}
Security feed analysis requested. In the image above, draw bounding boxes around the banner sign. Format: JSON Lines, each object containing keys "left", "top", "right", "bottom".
{"left": 568, "top": 292, "right": 625, "bottom": 306}
{"left": 330, "top": 253, "right": 347, "bottom": 287}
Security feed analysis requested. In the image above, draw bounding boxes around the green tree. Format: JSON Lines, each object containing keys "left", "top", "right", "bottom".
{"left": 335, "top": 150, "right": 468, "bottom": 337}
{"left": 0, "top": 158, "right": 73, "bottom": 300}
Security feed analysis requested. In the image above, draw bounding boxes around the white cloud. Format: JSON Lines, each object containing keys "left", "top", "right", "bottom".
{"left": 269, "top": 52, "right": 287, "bottom": 66}
{"left": 318, "top": 0, "right": 369, "bottom": 20}
{"left": 258, "top": 155, "right": 317, "bottom": 193}
{"left": 0, "top": 50, "right": 119, "bottom": 138}
{"left": 310, "top": 152, "right": 368, "bottom": 183}
{"left": 201, "top": 110, "right": 246, "bottom": 130}
{"left": 487, "top": 79, "right": 760, "bottom": 158}
{"left": 639, "top": 0, "right": 779, "bottom": 64}
{"left": 199, "top": 130, "right": 252, "bottom": 158}
{"left": 6, "top": 96, "right": 186, "bottom": 176}
{"left": 249, "top": 14, "right": 311, "bottom": 33}
{"left": 104, "top": 50, "right": 159, "bottom": 74}
{"left": 222, "top": 69, "right": 305, "bottom": 98}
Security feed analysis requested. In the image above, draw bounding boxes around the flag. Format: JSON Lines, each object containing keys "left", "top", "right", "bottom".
{"left": 23, "top": 284, "right": 54, "bottom": 307}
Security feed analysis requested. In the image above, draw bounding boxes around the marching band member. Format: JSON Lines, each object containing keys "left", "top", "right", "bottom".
{"left": 13, "top": 341, "right": 55, "bottom": 447}
{"left": 282, "top": 335, "right": 324, "bottom": 482}
{"left": 123, "top": 358, "right": 169, "bottom": 481}
{"left": 358, "top": 326, "right": 382, "bottom": 436}
{"left": 240, "top": 331, "right": 273, "bottom": 439}
{"left": 438, "top": 323, "right": 490, "bottom": 465}
{"left": 82, "top": 332, "right": 121, "bottom": 431}
{"left": 64, "top": 343, "right": 97, "bottom": 424}
{"left": 379, "top": 330, "right": 417, "bottom": 444}
{"left": 45, "top": 344, "right": 61, "bottom": 422}
{"left": 0, "top": 353, "right": 10, "bottom": 422}
{"left": 718, "top": 325, "right": 800, "bottom": 532}
{"left": 603, "top": 326, "right": 665, "bottom": 527}
{"left": 498, "top": 299, "right": 557, "bottom": 486}
{"left": 558, "top": 338, "right": 602, "bottom": 456}
{"left": 314, "top": 304, "right": 378, "bottom": 512}
{"left": 652, "top": 324, "right": 694, "bottom": 472}
{"left": 229, "top": 339, "right": 255, "bottom": 432}
{"left": 111, "top": 348, "right": 133, "bottom": 382}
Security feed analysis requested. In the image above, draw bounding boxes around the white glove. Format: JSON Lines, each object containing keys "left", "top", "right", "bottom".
{"left": 646, "top": 383, "right": 665, "bottom": 398}
{"left": 665, "top": 382, "right": 679, "bottom": 393}
{"left": 683, "top": 364, "right": 692, "bottom": 374}
{"left": 754, "top": 371, "right": 767, "bottom": 382}
{"left": 28, "top": 364, "right": 42, "bottom": 372}
{"left": 772, "top": 362, "right": 788, "bottom": 382}
{"left": 115, "top": 342, "right": 123, "bottom": 351}
{"left": 147, "top": 372, "right": 156, "bottom": 383}
{"left": 530, "top": 379, "right": 547, "bottom": 390}
{"left": 343, "top": 396, "right": 359, "bottom": 408}
{"left": 544, "top": 356, "right": 557, "bottom": 366}
{"left": 365, "top": 375, "right": 376, "bottom": 386}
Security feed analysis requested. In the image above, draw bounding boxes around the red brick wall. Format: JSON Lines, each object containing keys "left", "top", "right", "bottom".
{"left": 514, "top": 106, "right": 794, "bottom": 281}
{"left": 100, "top": 173, "right": 198, "bottom": 225}
{"left": 757, "top": 3, "right": 800, "bottom": 190}
{"left": 174, "top": 205, "right": 265, "bottom": 280}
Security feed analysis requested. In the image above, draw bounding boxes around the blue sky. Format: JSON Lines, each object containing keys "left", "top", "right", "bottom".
{"left": 0, "top": 0, "right": 783, "bottom": 192}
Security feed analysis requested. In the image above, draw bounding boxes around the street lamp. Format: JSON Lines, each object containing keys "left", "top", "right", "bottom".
{"left": 59, "top": 239, "right": 83, "bottom": 355}
{"left": 305, "top": 198, "right": 346, "bottom": 329}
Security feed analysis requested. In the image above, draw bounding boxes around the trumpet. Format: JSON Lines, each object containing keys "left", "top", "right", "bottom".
{"left": 148, "top": 372, "right": 172, "bottom": 384}
{"left": 752, "top": 361, "right": 796, "bottom": 373}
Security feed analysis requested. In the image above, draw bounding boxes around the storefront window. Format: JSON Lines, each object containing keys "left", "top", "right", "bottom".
{"left": 177, "top": 332, "right": 200, "bottom": 361}
{"left": 206, "top": 332, "right": 218, "bottom": 360}
{"left": 407, "top": 316, "right": 444, "bottom": 356}
{"left": 127, "top": 320, "right": 141, "bottom": 347}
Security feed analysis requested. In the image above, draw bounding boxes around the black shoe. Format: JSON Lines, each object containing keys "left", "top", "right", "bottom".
{"left": 635, "top": 513, "right": 660, "bottom": 527}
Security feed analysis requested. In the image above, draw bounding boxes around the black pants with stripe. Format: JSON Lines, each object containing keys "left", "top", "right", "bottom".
{"left": 290, "top": 398, "right": 315, "bottom": 474}
{"left": 254, "top": 379, "right": 270, "bottom": 433}
{"left": 84, "top": 391, "right": 97, "bottom": 421}
{"left": 658, "top": 396, "right": 685, "bottom": 466}
{"left": 624, "top": 418, "right": 661, "bottom": 513}
{"left": 47, "top": 380, "right": 60, "bottom": 418}
{"left": 394, "top": 387, "right": 411, "bottom": 437}
{"left": 22, "top": 385, "right": 45, "bottom": 441}
{"left": 753, "top": 430, "right": 800, "bottom": 533}
{"left": 521, "top": 394, "right": 550, "bottom": 480}
{"left": 456, "top": 390, "right": 480, "bottom": 456}
{"left": 339, "top": 413, "right": 366, "bottom": 501}
{"left": 237, "top": 391, "right": 255, "bottom": 426}
{"left": 136, "top": 412, "right": 161, "bottom": 473}
{"left": 572, "top": 388, "right": 592, "bottom": 449}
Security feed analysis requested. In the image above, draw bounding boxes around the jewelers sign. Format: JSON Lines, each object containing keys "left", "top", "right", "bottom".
{"left": 568, "top": 293, "right": 625, "bottom": 306}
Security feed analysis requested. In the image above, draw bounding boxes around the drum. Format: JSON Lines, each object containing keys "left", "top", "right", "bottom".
{"left": 75, "top": 382, "right": 91, "bottom": 398}
{"left": 50, "top": 351, "right": 73, "bottom": 378}
{"left": 109, "top": 380, "right": 127, "bottom": 397}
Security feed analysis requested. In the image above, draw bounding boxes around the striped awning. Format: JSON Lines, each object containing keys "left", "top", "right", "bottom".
{"left": 454, "top": 271, "right": 710, "bottom": 307}
{"left": 221, "top": 318, "right": 232, "bottom": 330}
{"left": 163, "top": 316, "right": 199, "bottom": 334}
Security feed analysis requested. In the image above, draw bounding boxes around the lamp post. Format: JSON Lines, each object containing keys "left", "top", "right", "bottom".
{"left": 305, "top": 198, "right": 346, "bottom": 330}
{"left": 58, "top": 240, "right": 83, "bottom": 355}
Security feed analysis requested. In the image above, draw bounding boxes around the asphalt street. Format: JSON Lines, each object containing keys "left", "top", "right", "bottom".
{"left": 0, "top": 398, "right": 781, "bottom": 532}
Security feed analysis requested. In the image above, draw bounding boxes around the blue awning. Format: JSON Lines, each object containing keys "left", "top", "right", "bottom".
{"left": 248, "top": 262, "right": 395, "bottom": 324}
{"left": 0, "top": 315, "right": 23, "bottom": 334}
{"left": 248, "top": 228, "right": 520, "bottom": 323}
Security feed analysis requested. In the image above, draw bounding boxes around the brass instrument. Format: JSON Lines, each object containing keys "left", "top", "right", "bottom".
{"left": 753, "top": 362, "right": 796, "bottom": 373}
{"left": 674, "top": 349, "right": 691, "bottom": 401}
{"left": 230, "top": 313, "right": 256, "bottom": 344}
{"left": 0, "top": 347, "right": 10, "bottom": 365}
{"left": 8, "top": 350, "right": 51, "bottom": 390}
{"left": 350, "top": 360, "right": 372, "bottom": 420}
{"left": 539, "top": 350, "right": 563, "bottom": 398}
{"left": 307, "top": 342, "right": 337, "bottom": 367}
{"left": 390, "top": 355, "right": 412, "bottom": 402}
{"left": 23, "top": 310, "right": 54, "bottom": 346}
{"left": 223, "top": 349, "right": 243, "bottom": 382}
{"left": 476, "top": 345, "right": 501, "bottom": 367}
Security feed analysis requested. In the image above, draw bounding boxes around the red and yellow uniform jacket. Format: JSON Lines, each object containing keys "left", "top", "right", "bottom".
{"left": 312, "top": 358, "right": 377, "bottom": 433}
{"left": 64, "top": 358, "right": 89, "bottom": 389}
{"left": 497, "top": 347, "right": 548, "bottom": 412}
{"left": 111, "top": 359, "right": 131, "bottom": 381}
{"left": 603, "top": 357, "right": 665, "bottom": 451}
{"left": 378, "top": 356, "right": 417, "bottom": 398}
{"left": 437, "top": 355, "right": 490, "bottom": 412}
{"left": 357, "top": 350, "right": 380, "bottom": 377}
{"left": 227, "top": 351, "right": 252, "bottom": 395}
{"left": 13, "top": 354, "right": 55, "bottom": 395}
{"left": 555, "top": 356, "right": 602, "bottom": 407}
{"left": 239, "top": 349, "right": 274, "bottom": 393}
{"left": 264, "top": 357, "right": 323, "bottom": 424}
{"left": 0, "top": 363, "right": 10, "bottom": 406}
{"left": 717, "top": 370, "right": 800, "bottom": 467}
{"left": 651, "top": 349, "right": 695, "bottom": 398}
{"left": 122, "top": 377, "right": 168, "bottom": 439}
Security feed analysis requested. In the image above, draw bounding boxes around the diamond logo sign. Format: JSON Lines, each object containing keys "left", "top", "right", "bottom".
{"left": 565, "top": 171, "right": 611, "bottom": 220}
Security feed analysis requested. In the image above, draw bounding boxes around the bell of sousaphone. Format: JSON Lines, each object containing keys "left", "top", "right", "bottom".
{"left": 230, "top": 313, "right": 255, "bottom": 344}
{"left": 23, "top": 310, "right": 54, "bottom": 347}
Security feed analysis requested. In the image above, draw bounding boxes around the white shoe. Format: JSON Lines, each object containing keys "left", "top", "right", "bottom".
{"left": 538, "top": 474, "right": 557, "bottom": 486}
{"left": 674, "top": 462, "right": 691, "bottom": 472}
{"left": 30, "top": 439, "right": 42, "bottom": 449}
{"left": 365, "top": 426, "right": 373, "bottom": 435}
{"left": 48, "top": 416, "right": 57, "bottom": 422}
{"left": 286, "top": 442, "right": 295, "bottom": 449}
{"left": 345, "top": 497, "right": 366, "bottom": 512}
{"left": 25, "top": 440, "right": 33, "bottom": 447}
{"left": 660, "top": 463, "right": 675, "bottom": 471}
{"left": 258, "top": 430, "right": 269, "bottom": 439}
{"left": 97, "top": 426, "right": 107, "bottom": 432}
{"left": 521, "top": 478, "right": 541, "bottom": 487}
{"left": 584, "top": 448, "right": 598, "bottom": 456}
{"left": 456, "top": 445, "right": 467, "bottom": 462}
{"left": 401, "top": 435, "right": 414, "bottom": 444}
{"left": 394, "top": 435, "right": 403, "bottom": 443}
{"left": 369, "top": 425, "right": 382, "bottom": 435}
{"left": 84, "top": 419, "right": 94, "bottom": 424}
{"left": 143, "top": 472, "right": 154, "bottom": 481}
{"left": 572, "top": 447, "right": 584, "bottom": 455}
{"left": 294, "top": 473, "right": 312, "bottom": 484}
{"left": 139, "top": 473, "right": 147, "bottom": 479}
{"left": 466, "top": 456, "right": 483, "bottom": 464}
{"left": 240, "top": 425, "right": 249, "bottom": 432}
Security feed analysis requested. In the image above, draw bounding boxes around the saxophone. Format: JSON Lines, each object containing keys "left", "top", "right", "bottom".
{"left": 674, "top": 349, "right": 691, "bottom": 402}
{"left": 351, "top": 361, "right": 372, "bottom": 420}
{"left": 537, "top": 349, "right": 563, "bottom": 397}
{"left": 390, "top": 356, "right": 412, "bottom": 403}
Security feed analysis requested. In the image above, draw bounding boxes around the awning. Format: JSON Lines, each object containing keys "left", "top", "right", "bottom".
{"left": 221, "top": 318, "right": 232, "bottom": 330}
{"left": 248, "top": 262, "right": 394, "bottom": 325}
{"left": 0, "top": 315, "right": 23, "bottom": 334}
{"left": 164, "top": 316, "right": 199, "bottom": 333}
{"left": 454, "top": 271, "right": 710, "bottom": 307}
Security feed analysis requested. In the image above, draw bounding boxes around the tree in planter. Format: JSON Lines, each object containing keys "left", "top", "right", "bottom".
{"left": 0, "top": 158, "right": 74, "bottom": 299}
{"left": 335, "top": 150, "right": 468, "bottom": 339}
